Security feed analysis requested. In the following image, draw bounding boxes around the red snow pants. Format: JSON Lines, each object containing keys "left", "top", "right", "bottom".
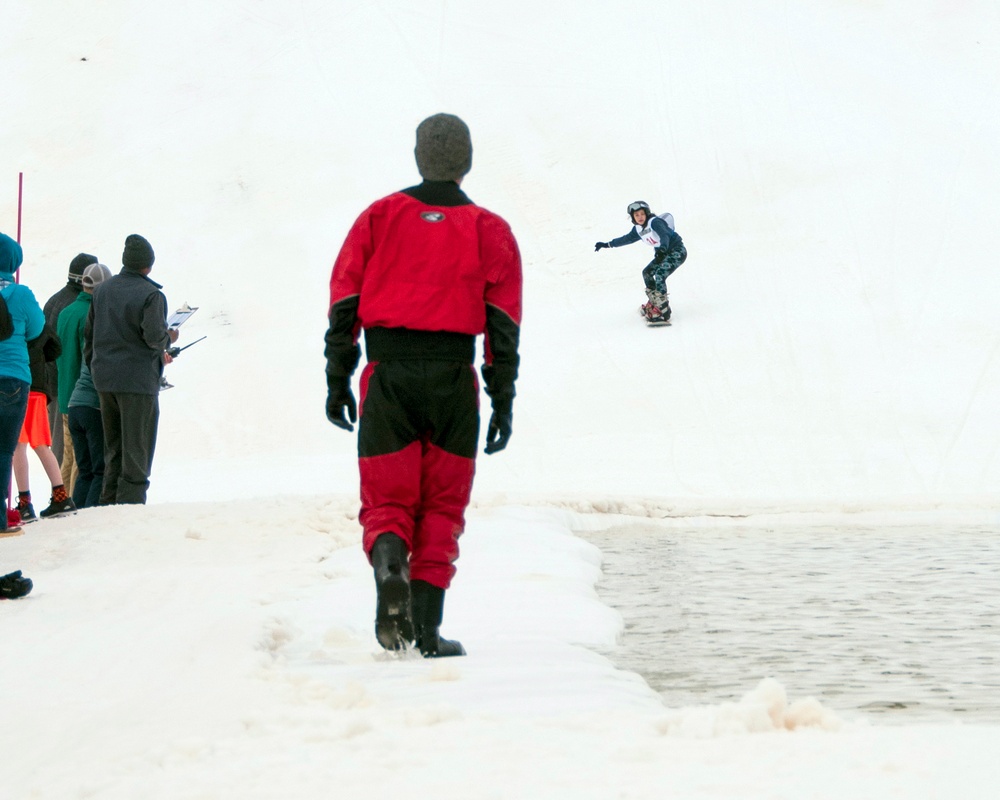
{"left": 357, "top": 355, "right": 479, "bottom": 590}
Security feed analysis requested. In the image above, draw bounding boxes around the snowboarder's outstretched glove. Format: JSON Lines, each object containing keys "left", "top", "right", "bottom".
{"left": 594, "top": 242, "right": 609, "bottom": 252}
{"left": 484, "top": 398, "right": 513, "bottom": 454}
{"left": 653, "top": 246, "right": 667, "bottom": 264}
{"left": 326, "top": 375, "right": 357, "bottom": 432}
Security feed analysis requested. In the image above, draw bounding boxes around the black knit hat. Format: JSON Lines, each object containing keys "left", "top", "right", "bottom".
{"left": 68, "top": 253, "right": 98, "bottom": 284}
{"left": 122, "top": 234, "right": 155, "bottom": 272}
{"left": 414, "top": 113, "right": 472, "bottom": 182}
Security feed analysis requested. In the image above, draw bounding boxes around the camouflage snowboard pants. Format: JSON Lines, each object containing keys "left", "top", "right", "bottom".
{"left": 642, "top": 244, "right": 687, "bottom": 296}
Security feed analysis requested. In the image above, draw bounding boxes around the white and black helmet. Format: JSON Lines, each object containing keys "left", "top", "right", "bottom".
{"left": 627, "top": 200, "right": 651, "bottom": 221}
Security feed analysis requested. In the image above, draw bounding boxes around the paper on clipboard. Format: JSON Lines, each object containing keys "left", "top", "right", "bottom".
{"left": 167, "top": 303, "right": 199, "bottom": 329}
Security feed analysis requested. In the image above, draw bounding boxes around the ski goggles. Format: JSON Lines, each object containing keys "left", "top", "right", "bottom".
{"left": 627, "top": 202, "right": 650, "bottom": 214}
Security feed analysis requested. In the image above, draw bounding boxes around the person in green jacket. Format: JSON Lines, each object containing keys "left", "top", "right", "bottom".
{"left": 56, "top": 264, "right": 109, "bottom": 430}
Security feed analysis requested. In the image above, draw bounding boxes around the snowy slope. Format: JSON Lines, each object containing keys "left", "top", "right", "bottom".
{"left": 3, "top": 0, "right": 998, "bottom": 511}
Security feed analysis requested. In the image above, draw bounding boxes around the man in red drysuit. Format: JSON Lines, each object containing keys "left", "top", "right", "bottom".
{"left": 325, "top": 113, "right": 522, "bottom": 657}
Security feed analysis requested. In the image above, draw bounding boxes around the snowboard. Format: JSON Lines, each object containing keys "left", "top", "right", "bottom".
{"left": 639, "top": 303, "right": 672, "bottom": 327}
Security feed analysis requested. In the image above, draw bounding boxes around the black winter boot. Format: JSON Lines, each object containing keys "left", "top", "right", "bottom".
{"left": 370, "top": 533, "right": 413, "bottom": 651}
{"left": 411, "top": 579, "right": 466, "bottom": 658}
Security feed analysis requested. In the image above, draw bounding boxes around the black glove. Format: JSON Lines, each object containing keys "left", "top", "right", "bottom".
{"left": 326, "top": 376, "right": 357, "bottom": 432}
{"left": 484, "top": 398, "right": 513, "bottom": 454}
{"left": 594, "top": 242, "right": 609, "bottom": 252}
{"left": 654, "top": 246, "right": 667, "bottom": 264}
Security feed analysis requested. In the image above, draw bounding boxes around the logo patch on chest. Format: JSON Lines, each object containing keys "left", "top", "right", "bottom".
{"left": 421, "top": 211, "right": 446, "bottom": 223}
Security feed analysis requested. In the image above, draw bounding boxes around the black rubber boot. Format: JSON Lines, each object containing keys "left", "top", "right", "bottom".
{"left": 370, "top": 533, "right": 413, "bottom": 651}
{"left": 411, "top": 579, "right": 466, "bottom": 658}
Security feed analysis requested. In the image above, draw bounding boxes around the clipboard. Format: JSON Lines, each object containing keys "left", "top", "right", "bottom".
{"left": 167, "top": 302, "right": 198, "bottom": 329}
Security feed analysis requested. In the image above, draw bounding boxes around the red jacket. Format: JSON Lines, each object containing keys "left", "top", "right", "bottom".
{"left": 326, "top": 181, "right": 522, "bottom": 402}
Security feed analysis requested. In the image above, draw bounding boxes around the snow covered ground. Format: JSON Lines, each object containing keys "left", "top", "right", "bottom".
{"left": 2, "top": 1, "right": 1000, "bottom": 797}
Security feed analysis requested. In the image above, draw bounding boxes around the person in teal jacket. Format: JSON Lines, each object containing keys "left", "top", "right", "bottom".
{"left": 0, "top": 231, "right": 45, "bottom": 534}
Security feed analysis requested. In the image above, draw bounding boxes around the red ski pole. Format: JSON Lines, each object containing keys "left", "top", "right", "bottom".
{"left": 7, "top": 173, "right": 23, "bottom": 525}
{"left": 16, "top": 173, "right": 22, "bottom": 238}
{"left": 15, "top": 172, "right": 22, "bottom": 281}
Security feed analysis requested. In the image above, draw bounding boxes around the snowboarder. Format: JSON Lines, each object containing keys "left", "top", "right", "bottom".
{"left": 325, "top": 113, "right": 523, "bottom": 658}
{"left": 594, "top": 201, "right": 687, "bottom": 325}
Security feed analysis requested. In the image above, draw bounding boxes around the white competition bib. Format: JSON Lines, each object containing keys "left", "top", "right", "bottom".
{"left": 636, "top": 213, "right": 675, "bottom": 247}
{"left": 636, "top": 225, "right": 661, "bottom": 247}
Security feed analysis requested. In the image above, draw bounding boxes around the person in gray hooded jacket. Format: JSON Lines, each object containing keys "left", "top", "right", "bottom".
{"left": 68, "top": 263, "right": 113, "bottom": 508}
{"left": 84, "top": 234, "right": 178, "bottom": 504}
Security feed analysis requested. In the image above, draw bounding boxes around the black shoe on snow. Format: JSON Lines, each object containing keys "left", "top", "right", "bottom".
{"left": 411, "top": 579, "right": 466, "bottom": 658}
{"left": 371, "top": 533, "right": 413, "bottom": 651}
{"left": 0, "top": 570, "right": 33, "bottom": 600}
{"left": 16, "top": 502, "right": 36, "bottom": 524}
{"left": 39, "top": 497, "right": 77, "bottom": 519}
